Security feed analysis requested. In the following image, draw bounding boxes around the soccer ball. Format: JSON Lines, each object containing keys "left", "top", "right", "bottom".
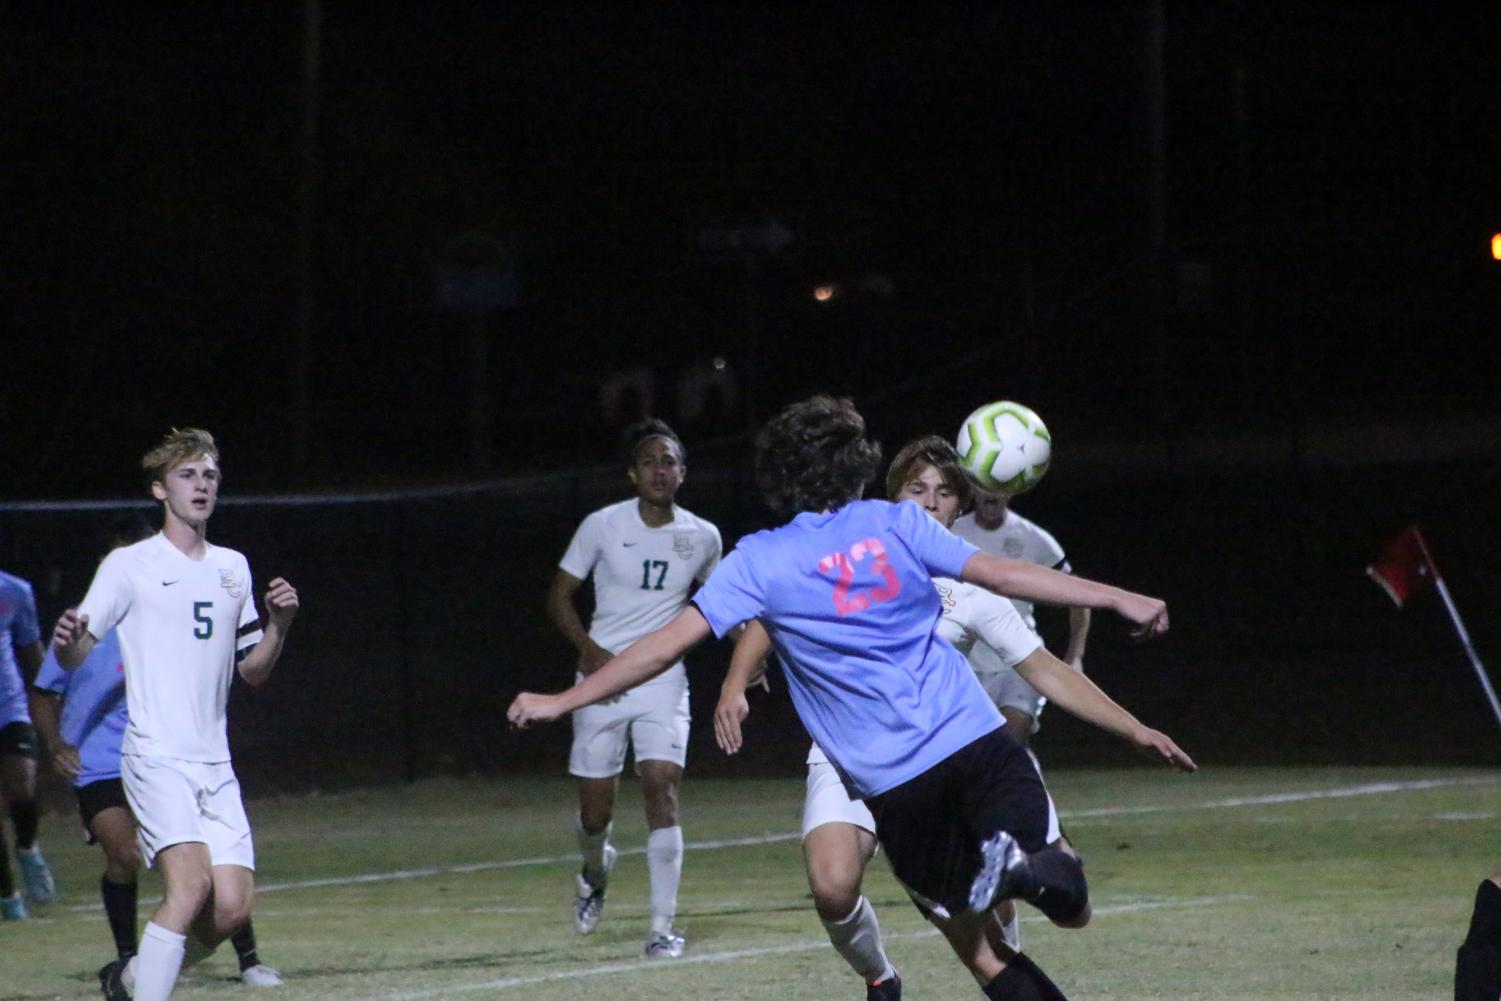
{"left": 955, "top": 401, "right": 1052, "bottom": 495}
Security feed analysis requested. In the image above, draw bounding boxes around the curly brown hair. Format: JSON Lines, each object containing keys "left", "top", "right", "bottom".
{"left": 754, "top": 395, "right": 882, "bottom": 515}
{"left": 883, "top": 435, "right": 974, "bottom": 510}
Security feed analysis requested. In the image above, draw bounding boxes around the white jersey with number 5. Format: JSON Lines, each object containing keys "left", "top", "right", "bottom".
{"left": 77, "top": 533, "right": 263, "bottom": 762}
{"left": 559, "top": 500, "right": 721, "bottom": 690}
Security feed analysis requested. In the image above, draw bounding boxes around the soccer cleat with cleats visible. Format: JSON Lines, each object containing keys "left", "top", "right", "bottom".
{"left": 1, "top": 892, "right": 27, "bottom": 920}
{"left": 98, "top": 958, "right": 132, "bottom": 1001}
{"left": 866, "top": 971, "right": 902, "bottom": 1000}
{"left": 968, "top": 831, "right": 1038, "bottom": 913}
{"left": 17, "top": 845, "right": 56, "bottom": 903}
{"left": 643, "top": 929, "right": 686, "bottom": 959}
{"left": 573, "top": 844, "right": 616, "bottom": 934}
{"left": 239, "top": 963, "right": 285, "bottom": 987}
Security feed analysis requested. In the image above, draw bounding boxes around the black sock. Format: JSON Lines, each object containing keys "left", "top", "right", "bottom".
{"left": 0, "top": 825, "right": 14, "bottom": 897}
{"left": 101, "top": 876, "right": 138, "bottom": 959}
{"left": 1024, "top": 848, "right": 1089, "bottom": 925}
{"left": 983, "top": 952, "right": 1070, "bottom": 1000}
{"left": 1457, "top": 880, "right": 1501, "bottom": 1001}
{"left": 9, "top": 800, "right": 39, "bottom": 848}
{"left": 230, "top": 921, "right": 260, "bottom": 971}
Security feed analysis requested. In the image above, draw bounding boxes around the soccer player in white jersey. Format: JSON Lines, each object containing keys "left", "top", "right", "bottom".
{"left": 951, "top": 481, "right": 1090, "bottom": 746}
{"left": 545, "top": 418, "right": 723, "bottom": 958}
{"left": 714, "top": 436, "right": 1133, "bottom": 1000}
{"left": 50, "top": 429, "right": 299, "bottom": 1001}
{"left": 513, "top": 397, "right": 1193, "bottom": 1000}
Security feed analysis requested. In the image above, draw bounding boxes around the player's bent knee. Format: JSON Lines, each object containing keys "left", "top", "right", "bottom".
{"left": 806, "top": 864, "right": 863, "bottom": 919}
{"left": 1051, "top": 900, "right": 1091, "bottom": 929}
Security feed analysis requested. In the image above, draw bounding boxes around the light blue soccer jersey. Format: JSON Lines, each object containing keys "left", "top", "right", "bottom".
{"left": 32, "top": 629, "right": 127, "bottom": 787}
{"left": 0, "top": 570, "right": 42, "bottom": 729}
{"left": 692, "top": 499, "right": 1002, "bottom": 798}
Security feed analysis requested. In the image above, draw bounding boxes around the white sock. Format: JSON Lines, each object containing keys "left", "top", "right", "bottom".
{"left": 646, "top": 825, "right": 683, "bottom": 934}
{"left": 134, "top": 922, "right": 187, "bottom": 1001}
{"left": 576, "top": 814, "right": 613, "bottom": 885}
{"left": 820, "top": 896, "right": 894, "bottom": 985}
{"left": 999, "top": 902, "right": 1022, "bottom": 951}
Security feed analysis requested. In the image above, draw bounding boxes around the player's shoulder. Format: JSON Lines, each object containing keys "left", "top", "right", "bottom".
{"left": 584, "top": 498, "right": 637, "bottom": 529}
{"left": 1006, "top": 509, "right": 1064, "bottom": 547}
{"left": 98, "top": 535, "right": 163, "bottom": 572}
{"left": 670, "top": 505, "right": 720, "bottom": 537}
{"left": 0, "top": 569, "right": 35, "bottom": 599}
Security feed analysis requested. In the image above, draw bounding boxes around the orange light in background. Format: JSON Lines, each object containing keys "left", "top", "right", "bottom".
{"left": 813, "top": 284, "right": 838, "bottom": 302}
{"left": 1492, "top": 233, "right": 1501, "bottom": 260}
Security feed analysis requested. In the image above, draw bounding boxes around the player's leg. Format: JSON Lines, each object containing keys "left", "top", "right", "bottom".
{"left": 569, "top": 702, "right": 628, "bottom": 934}
{"left": 1456, "top": 867, "right": 1501, "bottom": 1001}
{"left": 927, "top": 908, "right": 1069, "bottom": 1000}
{"left": 634, "top": 688, "right": 690, "bottom": 958}
{"left": 0, "top": 724, "right": 55, "bottom": 903}
{"left": 83, "top": 780, "right": 143, "bottom": 960}
{"left": 230, "top": 919, "right": 285, "bottom": 987}
{"left": 802, "top": 759, "right": 899, "bottom": 995}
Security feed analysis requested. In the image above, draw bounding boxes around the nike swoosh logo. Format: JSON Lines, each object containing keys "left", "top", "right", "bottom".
{"left": 162, "top": 580, "right": 179, "bottom": 587}
{"left": 623, "top": 542, "right": 638, "bottom": 548}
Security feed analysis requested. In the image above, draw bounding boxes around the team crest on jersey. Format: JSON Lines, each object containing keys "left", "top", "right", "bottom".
{"left": 219, "top": 569, "right": 244, "bottom": 598}
{"left": 1002, "top": 538, "right": 1025, "bottom": 558}
{"left": 672, "top": 533, "right": 696, "bottom": 560}
{"left": 932, "top": 581, "right": 957, "bottom": 614}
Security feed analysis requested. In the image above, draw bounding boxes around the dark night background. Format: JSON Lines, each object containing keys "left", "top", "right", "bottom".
{"left": 3, "top": 4, "right": 1499, "bottom": 789}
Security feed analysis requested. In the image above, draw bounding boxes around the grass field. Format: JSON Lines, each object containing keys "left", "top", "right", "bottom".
{"left": 4, "top": 766, "right": 1496, "bottom": 1000}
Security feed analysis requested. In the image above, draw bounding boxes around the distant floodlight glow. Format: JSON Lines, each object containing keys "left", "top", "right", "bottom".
{"left": 813, "top": 284, "right": 838, "bottom": 302}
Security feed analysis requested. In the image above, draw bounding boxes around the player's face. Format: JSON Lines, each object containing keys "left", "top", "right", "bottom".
{"left": 628, "top": 437, "right": 685, "bottom": 506}
{"left": 901, "top": 463, "right": 962, "bottom": 529}
{"left": 151, "top": 454, "right": 221, "bottom": 527}
{"left": 972, "top": 488, "right": 1010, "bottom": 529}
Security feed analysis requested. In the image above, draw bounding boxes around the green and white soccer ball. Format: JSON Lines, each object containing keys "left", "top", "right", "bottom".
{"left": 955, "top": 401, "right": 1052, "bottom": 495}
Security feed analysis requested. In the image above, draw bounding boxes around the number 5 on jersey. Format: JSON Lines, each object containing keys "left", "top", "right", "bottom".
{"left": 193, "top": 600, "right": 214, "bottom": 639}
{"left": 818, "top": 538, "right": 901, "bottom": 616}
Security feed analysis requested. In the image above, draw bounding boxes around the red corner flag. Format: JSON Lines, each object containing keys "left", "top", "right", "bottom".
{"left": 1366, "top": 525, "right": 1438, "bottom": 608}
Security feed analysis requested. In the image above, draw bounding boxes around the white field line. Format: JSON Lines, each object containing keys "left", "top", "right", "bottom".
{"left": 365, "top": 894, "right": 1254, "bottom": 1001}
{"left": 61, "top": 773, "right": 1499, "bottom": 915}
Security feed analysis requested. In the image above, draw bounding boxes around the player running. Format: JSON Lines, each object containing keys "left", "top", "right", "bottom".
{"left": 512, "top": 395, "right": 1194, "bottom": 1001}
{"left": 50, "top": 428, "right": 299, "bottom": 1001}
{"left": 545, "top": 418, "right": 722, "bottom": 958}
{"left": 0, "top": 564, "right": 54, "bottom": 919}
{"left": 30, "top": 513, "right": 284, "bottom": 986}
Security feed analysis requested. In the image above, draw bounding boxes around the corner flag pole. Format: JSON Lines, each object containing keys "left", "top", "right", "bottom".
{"left": 1412, "top": 530, "right": 1501, "bottom": 734}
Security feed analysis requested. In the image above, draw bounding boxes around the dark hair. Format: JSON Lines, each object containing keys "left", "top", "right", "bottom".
{"left": 103, "top": 512, "right": 155, "bottom": 553}
{"left": 754, "top": 395, "right": 882, "bottom": 515}
{"left": 620, "top": 417, "right": 685, "bottom": 468}
{"left": 884, "top": 435, "right": 974, "bottom": 510}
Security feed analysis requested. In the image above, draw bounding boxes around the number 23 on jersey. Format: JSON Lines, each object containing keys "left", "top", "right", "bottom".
{"left": 818, "top": 537, "right": 901, "bottom": 616}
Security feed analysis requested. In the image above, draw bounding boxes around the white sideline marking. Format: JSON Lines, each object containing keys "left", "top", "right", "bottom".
{"left": 364, "top": 894, "right": 1253, "bottom": 1001}
{"left": 62, "top": 774, "right": 1499, "bottom": 914}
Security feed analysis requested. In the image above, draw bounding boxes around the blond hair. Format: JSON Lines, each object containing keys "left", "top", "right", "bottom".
{"left": 141, "top": 427, "right": 220, "bottom": 484}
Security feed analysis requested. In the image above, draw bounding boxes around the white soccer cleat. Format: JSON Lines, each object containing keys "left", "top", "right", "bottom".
{"left": 1, "top": 892, "right": 27, "bottom": 920}
{"left": 239, "top": 963, "right": 285, "bottom": 987}
{"left": 573, "top": 844, "right": 617, "bottom": 935}
{"left": 968, "top": 831, "right": 1035, "bottom": 913}
{"left": 16, "top": 845, "right": 55, "bottom": 904}
{"left": 643, "top": 929, "right": 686, "bottom": 959}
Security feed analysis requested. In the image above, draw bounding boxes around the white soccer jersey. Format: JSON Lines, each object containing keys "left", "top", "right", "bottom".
{"left": 806, "top": 576, "right": 1041, "bottom": 766}
{"left": 77, "top": 533, "right": 262, "bottom": 762}
{"left": 559, "top": 499, "right": 721, "bottom": 688}
{"left": 951, "top": 509, "right": 1070, "bottom": 631}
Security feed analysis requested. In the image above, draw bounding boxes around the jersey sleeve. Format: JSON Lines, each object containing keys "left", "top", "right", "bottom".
{"left": 891, "top": 500, "right": 978, "bottom": 579}
{"left": 690, "top": 549, "right": 764, "bottom": 639}
{"left": 1033, "top": 523, "right": 1069, "bottom": 571}
{"left": 76, "top": 550, "right": 132, "bottom": 642}
{"left": 557, "top": 512, "right": 603, "bottom": 581}
{"left": 695, "top": 524, "right": 724, "bottom": 585}
{"left": 30, "top": 646, "right": 69, "bottom": 696}
{"left": 8, "top": 579, "right": 40, "bottom": 648}
{"left": 966, "top": 586, "right": 1043, "bottom": 666}
{"left": 235, "top": 562, "right": 264, "bottom": 660}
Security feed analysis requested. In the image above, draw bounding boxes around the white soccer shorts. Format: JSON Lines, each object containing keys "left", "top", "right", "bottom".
{"left": 121, "top": 755, "right": 255, "bottom": 870}
{"left": 977, "top": 669, "right": 1047, "bottom": 732}
{"left": 569, "top": 682, "right": 690, "bottom": 778}
{"left": 801, "top": 759, "right": 876, "bottom": 837}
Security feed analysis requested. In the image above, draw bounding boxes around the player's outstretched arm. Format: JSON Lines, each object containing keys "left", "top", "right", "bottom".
{"left": 238, "top": 578, "right": 300, "bottom": 687}
{"left": 51, "top": 609, "right": 97, "bottom": 670}
{"left": 715, "top": 619, "right": 772, "bottom": 755}
{"left": 1013, "top": 648, "right": 1196, "bottom": 772}
{"left": 510, "top": 606, "right": 713, "bottom": 729}
{"left": 960, "top": 551, "right": 1168, "bottom": 639}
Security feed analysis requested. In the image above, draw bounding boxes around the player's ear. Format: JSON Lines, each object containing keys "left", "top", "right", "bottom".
{"left": 627, "top": 465, "right": 639, "bottom": 487}
{"left": 149, "top": 480, "right": 168, "bottom": 502}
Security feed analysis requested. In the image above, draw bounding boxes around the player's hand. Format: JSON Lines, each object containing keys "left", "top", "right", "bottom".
{"left": 1131, "top": 725, "right": 1197, "bottom": 772}
{"left": 52, "top": 744, "right": 82, "bottom": 780}
{"left": 714, "top": 691, "right": 750, "bottom": 754}
{"left": 578, "top": 642, "right": 614, "bottom": 676}
{"left": 52, "top": 609, "right": 90, "bottom": 650}
{"left": 264, "top": 578, "right": 300, "bottom": 629}
{"left": 507, "top": 692, "right": 564, "bottom": 730}
{"left": 1114, "top": 592, "right": 1168, "bottom": 640}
